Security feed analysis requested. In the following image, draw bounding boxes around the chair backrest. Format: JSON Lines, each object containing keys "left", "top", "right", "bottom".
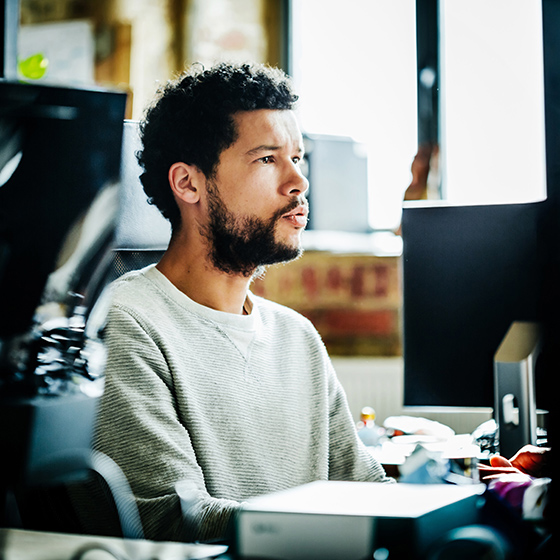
{"left": 106, "top": 249, "right": 166, "bottom": 284}
{"left": 110, "top": 120, "right": 171, "bottom": 279}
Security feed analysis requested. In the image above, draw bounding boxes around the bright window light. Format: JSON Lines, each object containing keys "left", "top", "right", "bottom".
{"left": 291, "top": 0, "right": 418, "bottom": 231}
{"left": 439, "top": 0, "right": 546, "bottom": 204}
{"left": 291, "top": 0, "right": 547, "bottom": 231}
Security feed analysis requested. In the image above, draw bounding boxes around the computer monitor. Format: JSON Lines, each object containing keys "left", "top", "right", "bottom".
{"left": 0, "top": 80, "right": 127, "bottom": 495}
{"left": 0, "top": 80, "right": 127, "bottom": 339}
{"left": 401, "top": 200, "right": 546, "bottom": 410}
{"left": 303, "top": 134, "right": 370, "bottom": 233}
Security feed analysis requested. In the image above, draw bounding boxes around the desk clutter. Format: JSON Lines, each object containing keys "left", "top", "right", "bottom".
{"left": 2, "top": 475, "right": 552, "bottom": 560}
{"left": 232, "top": 420, "right": 552, "bottom": 560}
{"left": 352, "top": 411, "right": 553, "bottom": 559}
{"left": 362, "top": 413, "right": 482, "bottom": 483}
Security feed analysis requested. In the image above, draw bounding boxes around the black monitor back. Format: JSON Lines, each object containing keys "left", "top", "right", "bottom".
{"left": 401, "top": 201, "right": 545, "bottom": 408}
{"left": 0, "top": 81, "right": 127, "bottom": 338}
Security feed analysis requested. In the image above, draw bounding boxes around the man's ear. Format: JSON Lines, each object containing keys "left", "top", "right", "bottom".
{"left": 168, "top": 162, "right": 203, "bottom": 204}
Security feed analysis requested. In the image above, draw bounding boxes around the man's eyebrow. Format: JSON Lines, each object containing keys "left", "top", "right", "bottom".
{"left": 245, "top": 145, "right": 281, "bottom": 156}
{"left": 245, "top": 144, "right": 305, "bottom": 157}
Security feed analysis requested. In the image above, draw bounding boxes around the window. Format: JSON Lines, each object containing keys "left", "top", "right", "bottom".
{"left": 290, "top": 0, "right": 418, "bottom": 231}
{"left": 440, "top": 0, "right": 546, "bottom": 205}
{"left": 291, "top": 0, "right": 547, "bottom": 231}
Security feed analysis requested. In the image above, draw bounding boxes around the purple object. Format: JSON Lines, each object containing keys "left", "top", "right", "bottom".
{"left": 488, "top": 473, "right": 533, "bottom": 513}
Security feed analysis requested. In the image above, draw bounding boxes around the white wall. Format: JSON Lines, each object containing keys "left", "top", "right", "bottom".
{"left": 332, "top": 356, "right": 492, "bottom": 435}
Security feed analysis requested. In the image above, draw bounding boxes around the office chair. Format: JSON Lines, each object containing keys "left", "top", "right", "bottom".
{"left": 109, "top": 119, "right": 171, "bottom": 278}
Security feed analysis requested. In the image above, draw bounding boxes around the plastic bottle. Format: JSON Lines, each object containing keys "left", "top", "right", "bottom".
{"left": 357, "top": 406, "right": 382, "bottom": 447}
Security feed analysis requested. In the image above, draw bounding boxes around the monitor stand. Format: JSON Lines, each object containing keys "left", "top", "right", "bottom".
{"left": 493, "top": 321, "right": 541, "bottom": 459}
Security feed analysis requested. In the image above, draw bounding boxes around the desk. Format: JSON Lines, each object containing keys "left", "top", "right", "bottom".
{"left": 0, "top": 529, "right": 228, "bottom": 560}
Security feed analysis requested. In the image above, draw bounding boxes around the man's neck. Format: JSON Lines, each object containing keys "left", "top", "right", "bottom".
{"left": 156, "top": 235, "right": 253, "bottom": 315}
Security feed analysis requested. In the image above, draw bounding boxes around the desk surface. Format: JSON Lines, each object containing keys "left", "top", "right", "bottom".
{"left": 0, "top": 528, "right": 228, "bottom": 560}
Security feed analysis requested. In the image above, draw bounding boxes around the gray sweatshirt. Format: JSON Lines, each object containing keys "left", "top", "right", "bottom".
{"left": 76, "top": 265, "right": 390, "bottom": 542}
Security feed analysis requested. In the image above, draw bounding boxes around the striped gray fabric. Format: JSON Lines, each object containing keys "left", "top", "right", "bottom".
{"left": 78, "top": 265, "right": 390, "bottom": 543}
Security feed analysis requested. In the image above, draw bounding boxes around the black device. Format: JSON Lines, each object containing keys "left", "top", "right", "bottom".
{"left": 401, "top": 200, "right": 545, "bottom": 409}
{"left": 0, "top": 80, "right": 127, "bottom": 527}
{"left": 0, "top": 80, "right": 126, "bottom": 338}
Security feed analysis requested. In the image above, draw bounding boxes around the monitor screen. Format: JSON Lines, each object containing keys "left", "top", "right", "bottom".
{"left": 401, "top": 201, "right": 545, "bottom": 408}
{"left": 0, "top": 81, "right": 127, "bottom": 339}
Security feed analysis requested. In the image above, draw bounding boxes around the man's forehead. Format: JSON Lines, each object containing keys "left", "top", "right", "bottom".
{"left": 232, "top": 109, "right": 304, "bottom": 149}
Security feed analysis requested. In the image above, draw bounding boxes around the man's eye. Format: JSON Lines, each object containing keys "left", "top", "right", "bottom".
{"left": 260, "top": 156, "right": 274, "bottom": 164}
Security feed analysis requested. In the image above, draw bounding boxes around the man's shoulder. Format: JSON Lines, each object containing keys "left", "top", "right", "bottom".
{"left": 108, "top": 265, "right": 163, "bottom": 309}
{"left": 252, "top": 295, "right": 329, "bottom": 361}
{"left": 252, "top": 294, "right": 317, "bottom": 331}
{"left": 252, "top": 293, "right": 301, "bottom": 316}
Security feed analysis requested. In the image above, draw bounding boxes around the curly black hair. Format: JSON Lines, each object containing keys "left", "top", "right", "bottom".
{"left": 137, "top": 62, "right": 299, "bottom": 232}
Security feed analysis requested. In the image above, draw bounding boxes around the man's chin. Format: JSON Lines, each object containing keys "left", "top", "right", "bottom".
{"left": 274, "top": 232, "right": 304, "bottom": 257}
{"left": 268, "top": 242, "right": 304, "bottom": 267}
{"left": 251, "top": 244, "right": 303, "bottom": 280}
{"left": 274, "top": 228, "right": 305, "bottom": 253}
{"left": 211, "top": 239, "right": 303, "bottom": 278}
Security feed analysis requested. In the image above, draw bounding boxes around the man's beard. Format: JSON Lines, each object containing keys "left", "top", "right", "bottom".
{"left": 202, "top": 179, "right": 305, "bottom": 277}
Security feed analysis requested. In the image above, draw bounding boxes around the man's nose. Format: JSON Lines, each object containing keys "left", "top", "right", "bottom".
{"left": 283, "top": 165, "right": 309, "bottom": 196}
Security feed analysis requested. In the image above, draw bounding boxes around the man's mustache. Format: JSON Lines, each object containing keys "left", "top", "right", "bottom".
{"left": 274, "top": 196, "right": 309, "bottom": 220}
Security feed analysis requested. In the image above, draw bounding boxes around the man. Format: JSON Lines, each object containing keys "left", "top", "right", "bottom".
{"left": 82, "top": 62, "right": 391, "bottom": 543}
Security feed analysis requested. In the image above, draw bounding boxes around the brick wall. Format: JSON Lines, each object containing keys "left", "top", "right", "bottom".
{"left": 252, "top": 251, "right": 402, "bottom": 356}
